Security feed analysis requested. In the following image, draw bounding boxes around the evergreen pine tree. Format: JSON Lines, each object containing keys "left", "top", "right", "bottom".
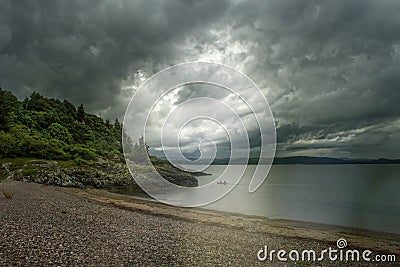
{"left": 114, "top": 118, "right": 121, "bottom": 131}
{"left": 77, "top": 104, "right": 85, "bottom": 122}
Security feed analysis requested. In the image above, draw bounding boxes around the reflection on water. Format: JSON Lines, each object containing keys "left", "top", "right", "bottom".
{"left": 195, "top": 164, "right": 400, "bottom": 234}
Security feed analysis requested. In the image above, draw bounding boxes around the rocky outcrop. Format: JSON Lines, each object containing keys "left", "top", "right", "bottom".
{"left": 1, "top": 160, "right": 134, "bottom": 189}
{"left": 0, "top": 158, "right": 199, "bottom": 189}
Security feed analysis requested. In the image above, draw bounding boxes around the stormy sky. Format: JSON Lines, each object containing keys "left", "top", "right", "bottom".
{"left": 1, "top": 0, "right": 400, "bottom": 159}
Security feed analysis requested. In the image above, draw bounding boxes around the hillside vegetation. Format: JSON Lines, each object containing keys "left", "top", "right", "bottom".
{"left": 0, "top": 88, "right": 122, "bottom": 162}
{"left": 0, "top": 88, "right": 198, "bottom": 188}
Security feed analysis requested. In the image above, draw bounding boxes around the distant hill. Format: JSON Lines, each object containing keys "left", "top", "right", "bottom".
{"left": 158, "top": 155, "right": 400, "bottom": 165}
{"left": 273, "top": 156, "right": 400, "bottom": 165}
{"left": 212, "top": 156, "right": 400, "bottom": 165}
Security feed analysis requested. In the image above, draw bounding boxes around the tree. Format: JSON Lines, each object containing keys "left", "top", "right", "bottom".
{"left": 63, "top": 100, "right": 77, "bottom": 119}
{"left": 77, "top": 104, "right": 85, "bottom": 122}
{"left": 0, "top": 90, "right": 125, "bottom": 160}
{"left": 48, "top": 123, "right": 73, "bottom": 144}
{"left": 138, "top": 136, "right": 149, "bottom": 154}
{"left": 25, "top": 91, "right": 48, "bottom": 111}
{"left": 114, "top": 118, "right": 121, "bottom": 131}
{"left": 0, "top": 88, "right": 21, "bottom": 130}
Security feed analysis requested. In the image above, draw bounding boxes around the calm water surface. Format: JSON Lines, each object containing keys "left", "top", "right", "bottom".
{"left": 195, "top": 164, "right": 400, "bottom": 234}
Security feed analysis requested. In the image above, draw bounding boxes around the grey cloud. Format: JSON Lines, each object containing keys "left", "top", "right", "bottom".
{"left": 218, "top": 0, "right": 400, "bottom": 157}
{"left": 2, "top": 0, "right": 400, "bottom": 158}
{"left": 0, "top": 0, "right": 230, "bottom": 119}
{"left": 173, "top": 83, "right": 230, "bottom": 106}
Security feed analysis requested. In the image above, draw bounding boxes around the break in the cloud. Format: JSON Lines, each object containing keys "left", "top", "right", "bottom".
{"left": 143, "top": 83, "right": 264, "bottom": 160}
{"left": 1, "top": 0, "right": 400, "bottom": 158}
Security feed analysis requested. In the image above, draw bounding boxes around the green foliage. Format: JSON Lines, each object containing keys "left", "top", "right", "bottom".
{"left": 77, "top": 103, "right": 85, "bottom": 122}
{"left": 0, "top": 89, "right": 21, "bottom": 130}
{"left": 0, "top": 89, "right": 124, "bottom": 161}
{"left": 71, "top": 123, "right": 95, "bottom": 144}
{"left": 68, "top": 145, "right": 97, "bottom": 160}
{"left": 114, "top": 118, "right": 121, "bottom": 131}
{"left": 48, "top": 123, "right": 73, "bottom": 144}
{"left": 0, "top": 131, "right": 16, "bottom": 157}
{"left": 63, "top": 100, "right": 77, "bottom": 119}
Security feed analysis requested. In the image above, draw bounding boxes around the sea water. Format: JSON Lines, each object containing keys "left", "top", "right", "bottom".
{"left": 195, "top": 164, "right": 400, "bottom": 234}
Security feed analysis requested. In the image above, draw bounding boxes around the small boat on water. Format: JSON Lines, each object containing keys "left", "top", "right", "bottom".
{"left": 217, "top": 180, "right": 227, "bottom": 185}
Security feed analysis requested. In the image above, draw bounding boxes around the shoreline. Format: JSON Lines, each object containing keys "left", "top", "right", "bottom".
{"left": 71, "top": 187, "right": 400, "bottom": 254}
{"left": 1, "top": 179, "right": 399, "bottom": 265}
{"left": 95, "top": 189, "right": 400, "bottom": 236}
{"left": 117, "top": 191, "right": 400, "bottom": 236}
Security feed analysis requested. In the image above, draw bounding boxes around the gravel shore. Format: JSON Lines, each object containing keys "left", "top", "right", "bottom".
{"left": 1, "top": 179, "right": 399, "bottom": 266}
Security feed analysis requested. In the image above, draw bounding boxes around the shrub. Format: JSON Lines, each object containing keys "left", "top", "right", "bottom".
{"left": 68, "top": 145, "right": 97, "bottom": 161}
{"left": 48, "top": 123, "right": 73, "bottom": 144}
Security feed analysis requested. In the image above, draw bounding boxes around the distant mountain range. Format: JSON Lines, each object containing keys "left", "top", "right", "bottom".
{"left": 155, "top": 155, "right": 400, "bottom": 165}
{"left": 219, "top": 156, "right": 400, "bottom": 165}
{"left": 274, "top": 156, "right": 400, "bottom": 165}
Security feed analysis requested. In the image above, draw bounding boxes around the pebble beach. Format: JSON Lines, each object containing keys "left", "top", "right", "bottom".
{"left": 1, "top": 179, "right": 399, "bottom": 266}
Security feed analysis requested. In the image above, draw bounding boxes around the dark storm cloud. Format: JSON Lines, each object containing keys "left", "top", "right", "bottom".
{"left": 221, "top": 0, "right": 400, "bottom": 157}
{"left": 1, "top": 0, "right": 400, "bottom": 158}
{"left": 0, "top": 0, "right": 230, "bottom": 118}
